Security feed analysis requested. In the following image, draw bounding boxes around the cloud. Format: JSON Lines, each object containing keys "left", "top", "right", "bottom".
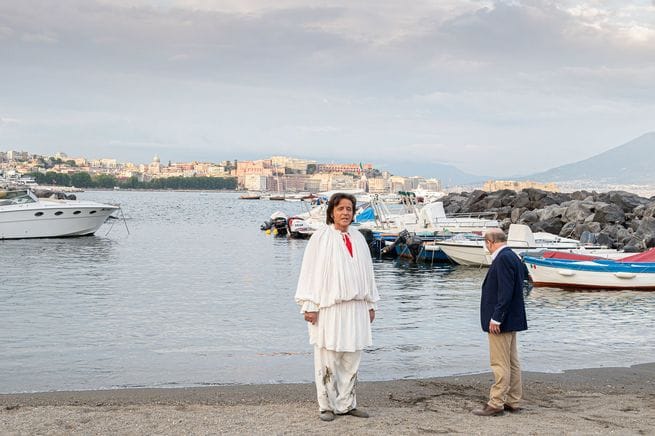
{"left": 21, "top": 32, "right": 58, "bottom": 44}
{"left": 0, "top": 117, "right": 21, "bottom": 125}
{"left": 0, "top": 1, "right": 654, "bottom": 176}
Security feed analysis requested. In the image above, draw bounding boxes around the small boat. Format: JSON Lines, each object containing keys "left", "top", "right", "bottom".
{"left": 0, "top": 189, "right": 119, "bottom": 239}
{"left": 432, "top": 224, "right": 627, "bottom": 267}
{"left": 239, "top": 192, "right": 261, "bottom": 200}
{"left": 260, "top": 211, "right": 290, "bottom": 237}
{"left": 523, "top": 249, "right": 655, "bottom": 290}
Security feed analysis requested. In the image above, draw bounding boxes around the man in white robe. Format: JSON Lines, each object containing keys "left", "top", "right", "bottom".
{"left": 295, "top": 193, "right": 380, "bottom": 422}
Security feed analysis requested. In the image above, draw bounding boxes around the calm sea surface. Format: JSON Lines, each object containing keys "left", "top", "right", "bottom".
{"left": 1, "top": 191, "right": 654, "bottom": 394}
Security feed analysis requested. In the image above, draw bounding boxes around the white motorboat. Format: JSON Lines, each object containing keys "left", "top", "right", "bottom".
{"left": 0, "top": 189, "right": 120, "bottom": 239}
{"left": 430, "top": 224, "right": 629, "bottom": 267}
{"left": 287, "top": 200, "right": 328, "bottom": 238}
{"left": 356, "top": 193, "right": 500, "bottom": 236}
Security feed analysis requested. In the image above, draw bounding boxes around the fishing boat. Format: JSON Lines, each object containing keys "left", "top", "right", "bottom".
{"left": 523, "top": 249, "right": 655, "bottom": 290}
{"left": 239, "top": 192, "right": 261, "bottom": 200}
{"left": 0, "top": 189, "right": 119, "bottom": 239}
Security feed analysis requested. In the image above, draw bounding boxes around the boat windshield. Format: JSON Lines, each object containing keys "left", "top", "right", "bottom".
{"left": 0, "top": 190, "right": 37, "bottom": 206}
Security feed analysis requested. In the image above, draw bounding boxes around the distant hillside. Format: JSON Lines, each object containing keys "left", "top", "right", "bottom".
{"left": 527, "top": 132, "right": 655, "bottom": 184}
{"left": 384, "top": 161, "right": 488, "bottom": 186}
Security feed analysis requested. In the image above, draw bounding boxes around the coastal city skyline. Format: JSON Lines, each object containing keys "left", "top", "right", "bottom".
{"left": 2, "top": 1, "right": 654, "bottom": 176}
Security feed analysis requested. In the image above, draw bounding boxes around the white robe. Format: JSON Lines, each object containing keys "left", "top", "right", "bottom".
{"left": 295, "top": 224, "right": 380, "bottom": 352}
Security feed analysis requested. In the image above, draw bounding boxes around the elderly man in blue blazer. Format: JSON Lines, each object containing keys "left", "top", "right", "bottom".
{"left": 473, "top": 228, "right": 528, "bottom": 417}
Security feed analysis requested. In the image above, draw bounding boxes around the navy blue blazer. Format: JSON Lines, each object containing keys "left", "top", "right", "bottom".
{"left": 480, "top": 247, "right": 528, "bottom": 333}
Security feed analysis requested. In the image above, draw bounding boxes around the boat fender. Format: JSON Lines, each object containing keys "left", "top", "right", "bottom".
{"left": 614, "top": 272, "right": 636, "bottom": 279}
{"left": 556, "top": 269, "right": 575, "bottom": 277}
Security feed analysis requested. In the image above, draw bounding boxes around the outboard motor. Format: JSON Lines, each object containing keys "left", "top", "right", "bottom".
{"left": 404, "top": 233, "right": 422, "bottom": 263}
{"left": 382, "top": 229, "right": 407, "bottom": 256}
{"left": 384, "top": 230, "right": 422, "bottom": 262}
{"left": 272, "top": 216, "right": 289, "bottom": 237}
{"left": 260, "top": 219, "right": 273, "bottom": 231}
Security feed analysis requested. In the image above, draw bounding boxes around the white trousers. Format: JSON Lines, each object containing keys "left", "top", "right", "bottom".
{"left": 313, "top": 345, "right": 362, "bottom": 413}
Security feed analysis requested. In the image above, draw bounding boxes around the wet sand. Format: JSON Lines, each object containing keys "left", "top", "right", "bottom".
{"left": 2, "top": 363, "right": 654, "bottom": 435}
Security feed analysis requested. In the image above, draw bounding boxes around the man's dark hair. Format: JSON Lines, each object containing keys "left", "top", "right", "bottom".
{"left": 326, "top": 192, "right": 357, "bottom": 225}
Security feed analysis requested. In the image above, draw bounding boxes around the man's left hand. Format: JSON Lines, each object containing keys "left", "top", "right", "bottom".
{"left": 489, "top": 321, "right": 501, "bottom": 334}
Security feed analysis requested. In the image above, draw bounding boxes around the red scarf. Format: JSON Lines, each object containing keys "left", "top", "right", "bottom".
{"left": 342, "top": 233, "right": 353, "bottom": 257}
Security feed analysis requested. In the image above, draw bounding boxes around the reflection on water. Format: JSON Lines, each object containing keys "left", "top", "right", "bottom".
{"left": 1, "top": 191, "right": 654, "bottom": 393}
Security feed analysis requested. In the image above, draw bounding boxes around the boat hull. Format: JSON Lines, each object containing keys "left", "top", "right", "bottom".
{"left": 524, "top": 256, "right": 655, "bottom": 290}
{"left": 435, "top": 243, "right": 629, "bottom": 267}
{"left": 0, "top": 203, "right": 119, "bottom": 239}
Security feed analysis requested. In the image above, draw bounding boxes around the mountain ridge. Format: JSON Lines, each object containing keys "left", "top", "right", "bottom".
{"left": 523, "top": 132, "right": 655, "bottom": 184}
{"left": 392, "top": 132, "right": 655, "bottom": 186}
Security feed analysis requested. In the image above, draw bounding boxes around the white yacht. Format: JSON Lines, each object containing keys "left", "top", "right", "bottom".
{"left": 0, "top": 190, "right": 119, "bottom": 239}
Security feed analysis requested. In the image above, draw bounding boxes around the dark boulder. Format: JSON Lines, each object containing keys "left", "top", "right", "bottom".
{"left": 463, "top": 190, "right": 488, "bottom": 211}
{"left": 595, "top": 232, "right": 613, "bottom": 247}
{"left": 532, "top": 217, "right": 564, "bottom": 235}
{"left": 559, "top": 221, "right": 577, "bottom": 238}
{"left": 514, "top": 191, "right": 530, "bottom": 208}
{"left": 600, "top": 191, "right": 650, "bottom": 212}
{"left": 518, "top": 210, "right": 539, "bottom": 225}
{"left": 592, "top": 203, "right": 625, "bottom": 225}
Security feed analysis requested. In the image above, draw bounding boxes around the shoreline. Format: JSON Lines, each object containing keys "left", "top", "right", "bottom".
{"left": 2, "top": 363, "right": 654, "bottom": 434}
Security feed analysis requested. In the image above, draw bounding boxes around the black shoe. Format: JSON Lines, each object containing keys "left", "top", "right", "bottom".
{"left": 319, "top": 411, "right": 335, "bottom": 422}
{"left": 345, "top": 408, "right": 369, "bottom": 418}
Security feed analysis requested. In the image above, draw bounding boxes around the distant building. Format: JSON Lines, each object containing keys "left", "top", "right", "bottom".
{"left": 270, "top": 156, "right": 316, "bottom": 174}
{"left": 483, "top": 180, "right": 559, "bottom": 192}
{"left": 148, "top": 155, "right": 161, "bottom": 174}
{"left": 368, "top": 177, "right": 389, "bottom": 194}
{"left": 281, "top": 174, "right": 310, "bottom": 192}
{"left": 7, "top": 150, "right": 29, "bottom": 161}
{"left": 317, "top": 163, "right": 373, "bottom": 174}
{"left": 417, "top": 178, "right": 442, "bottom": 192}
{"left": 244, "top": 175, "right": 268, "bottom": 191}
{"left": 91, "top": 158, "right": 119, "bottom": 169}
{"left": 389, "top": 175, "right": 409, "bottom": 193}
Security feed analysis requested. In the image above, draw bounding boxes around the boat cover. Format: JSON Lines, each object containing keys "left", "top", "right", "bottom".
{"left": 618, "top": 247, "right": 655, "bottom": 262}
{"left": 542, "top": 251, "right": 602, "bottom": 261}
{"left": 542, "top": 247, "right": 655, "bottom": 263}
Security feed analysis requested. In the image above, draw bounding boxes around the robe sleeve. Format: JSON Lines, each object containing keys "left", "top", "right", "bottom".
{"left": 294, "top": 228, "right": 329, "bottom": 311}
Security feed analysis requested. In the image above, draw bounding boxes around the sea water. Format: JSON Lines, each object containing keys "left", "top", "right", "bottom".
{"left": 1, "top": 191, "right": 653, "bottom": 393}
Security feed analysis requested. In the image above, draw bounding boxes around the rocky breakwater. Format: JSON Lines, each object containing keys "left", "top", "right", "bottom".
{"left": 440, "top": 188, "right": 655, "bottom": 252}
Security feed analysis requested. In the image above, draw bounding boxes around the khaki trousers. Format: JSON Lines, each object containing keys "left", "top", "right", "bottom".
{"left": 487, "top": 331, "right": 522, "bottom": 409}
{"left": 314, "top": 346, "right": 361, "bottom": 414}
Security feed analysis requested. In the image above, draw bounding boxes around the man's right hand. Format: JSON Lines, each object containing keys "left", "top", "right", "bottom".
{"left": 304, "top": 311, "right": 318, "bottom": 325}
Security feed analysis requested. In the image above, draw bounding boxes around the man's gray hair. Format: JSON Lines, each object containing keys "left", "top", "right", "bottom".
{"left": 485, "top": 228, "right": 507, "bottom": 243}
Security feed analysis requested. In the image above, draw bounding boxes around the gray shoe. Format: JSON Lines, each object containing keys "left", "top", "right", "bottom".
{"left": 346, "top": 408, "right": 369, "bottom": 418}
{"left": 319, "top": 411, "right": 335, "bottom": 422}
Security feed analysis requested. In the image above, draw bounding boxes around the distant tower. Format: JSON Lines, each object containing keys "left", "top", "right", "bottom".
{"left": 149, "top": 154, "right": 161, "bottom": 174}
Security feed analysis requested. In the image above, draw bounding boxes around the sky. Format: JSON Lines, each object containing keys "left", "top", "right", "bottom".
{"left": 1, "top": 0, "right": 654, "bottom": 178}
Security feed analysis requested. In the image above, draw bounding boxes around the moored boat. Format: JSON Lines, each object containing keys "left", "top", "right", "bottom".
{"left": 432, "top": 224, "right": 627, "bottom": 267}
{"left": 524, "top": 249, "right": 655, "bottom": 290}
{"left": 239, "top": 192, "right": 261, "bottom": 200}
{"left": 0, "top": 189, "right": 119, "bottom": 239}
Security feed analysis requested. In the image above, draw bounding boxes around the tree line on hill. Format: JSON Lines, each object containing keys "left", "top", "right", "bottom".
{"left": 28, "top": 171, "right": 237, "bottom": 190}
